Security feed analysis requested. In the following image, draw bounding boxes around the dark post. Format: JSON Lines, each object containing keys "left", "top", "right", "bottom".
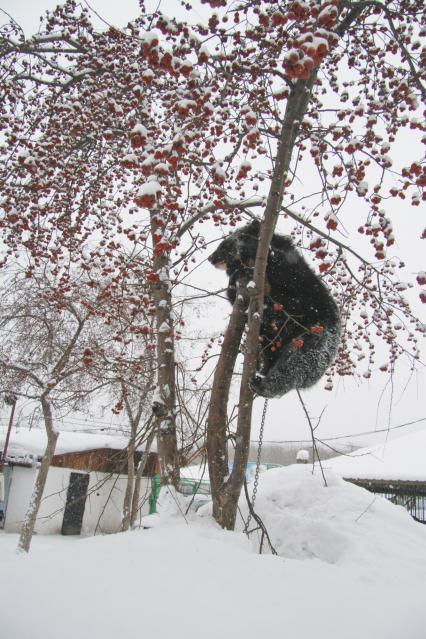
{"left": 0, "top": 395, "right": 17, "bottom": 471}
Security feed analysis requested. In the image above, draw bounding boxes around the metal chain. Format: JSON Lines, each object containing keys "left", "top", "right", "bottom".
{"left": 244, "top": 398, "right": 268, "bottom": 534}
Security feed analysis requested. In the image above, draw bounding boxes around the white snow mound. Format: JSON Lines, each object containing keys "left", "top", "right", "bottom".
{"left": 236, "top": 464, "right": 423, "bottom": 568}
{"left": 0, "top": 467, "right": 425, "bottom": 639}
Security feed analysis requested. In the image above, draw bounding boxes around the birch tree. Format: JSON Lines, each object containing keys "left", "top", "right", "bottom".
{"left": 0, "top": 267, "right": 106, "bottom": 551}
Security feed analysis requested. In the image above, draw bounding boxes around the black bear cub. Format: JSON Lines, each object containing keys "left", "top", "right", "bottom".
{"left": 209, "top": 219, "right": 341, "bottom": 398}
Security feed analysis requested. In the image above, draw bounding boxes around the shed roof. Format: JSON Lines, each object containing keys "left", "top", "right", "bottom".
{"left": 323, "top": 428, "right": 426, "bottom": 482}
{"left": 0, "top": 427, "right": 157, "bottom": 460}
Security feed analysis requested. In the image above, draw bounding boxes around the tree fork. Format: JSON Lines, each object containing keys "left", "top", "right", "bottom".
{"left": 235, "top": 72, "right": 319, "bottom": 454}
{"left": 225, "top": 1, "right": 368, "bottom": 528}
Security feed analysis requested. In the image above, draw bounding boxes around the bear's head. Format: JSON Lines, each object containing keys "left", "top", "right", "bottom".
{"left": 208, "top": 219, "right": 260, "bottom": 274}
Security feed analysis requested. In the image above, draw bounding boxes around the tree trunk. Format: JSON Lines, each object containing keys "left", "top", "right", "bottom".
{"left": 17, "top": 395, "right": 58, "bottom": 553}
{"left": 130, "top": 428, "right": 156, "bottom": 527}
{"left": 121, "top": 438, "right": 135, "bottom": 532}
{"left": 150, "top": 211, "right": 179, "bottom": 486}
{"left": 207, "top": 280, "right": 250, "bottom": 529}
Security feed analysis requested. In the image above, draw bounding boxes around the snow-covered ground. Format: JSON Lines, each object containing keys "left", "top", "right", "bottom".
{"left": 1, "top": 464, "right": 425, "bottom": 639}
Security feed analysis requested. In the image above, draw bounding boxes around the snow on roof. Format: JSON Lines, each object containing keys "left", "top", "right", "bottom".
{"left": 0, "top": 428, "right": 157, "bottom": 458}
{"left": 322, "top": 428, "right": 426, "bottom": 482}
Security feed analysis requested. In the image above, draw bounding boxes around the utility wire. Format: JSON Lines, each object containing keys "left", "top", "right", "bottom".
{"left": 252, "top": 417, "right": 426, "bottom": 444}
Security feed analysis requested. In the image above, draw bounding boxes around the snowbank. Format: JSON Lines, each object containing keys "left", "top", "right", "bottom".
{"left": 1, "top": 466, "right": 425, "bottom": 639}
{"left": 234, "top": 465, "right": 425, "bottom": 568}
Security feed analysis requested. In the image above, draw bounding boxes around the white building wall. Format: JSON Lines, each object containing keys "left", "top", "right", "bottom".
{"left": 3, "top": 466, "right": 36, "bottom": 533}
{"left": 4, "top": 465, "right": 152, "bottom": 535}
{"left": 81, "top": 472, "right": 152, "bottom": 534}
{"left": 4, "top": 465, "right": 69, "bottom": 534}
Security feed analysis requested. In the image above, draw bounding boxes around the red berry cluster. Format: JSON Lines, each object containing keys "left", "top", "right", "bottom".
{"left": 201, "top": 0, "right": 226, "bottom": 7}
{"left": 310, "top": 324, "right": 324, "bottom": 334}
{"left": 279, "top": 0, "right": 339, "bottom": 79}
{"left": 402, "top": 162, "right": 426, "bottom": 189}
{"left": 134, "top": 192, "right": 157, "bottom": 208}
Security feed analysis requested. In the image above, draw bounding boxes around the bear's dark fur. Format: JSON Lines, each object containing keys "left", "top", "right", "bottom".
{"left": 208, "top": 220, "right": 341, "bottom": 398}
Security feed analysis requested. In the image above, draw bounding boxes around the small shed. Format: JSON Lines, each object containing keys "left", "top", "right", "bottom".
{"left": 323, "top": 429, "right": 426, "bottom": 523}
{"left": 0, "top": 429, "right": 159, "bottom": 535}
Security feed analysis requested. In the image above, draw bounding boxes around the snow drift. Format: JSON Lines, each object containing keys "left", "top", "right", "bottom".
{"left": 1, "top": 465, "right": 425, "bottom": 639}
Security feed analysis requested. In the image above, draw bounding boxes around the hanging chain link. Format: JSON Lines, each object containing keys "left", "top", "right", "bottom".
{"left": 244, "top": 398, "right": 268, "bottom": 534}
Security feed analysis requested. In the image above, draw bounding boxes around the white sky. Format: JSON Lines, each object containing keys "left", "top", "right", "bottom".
{"left": 1, "top": 0, "right": 424, "bottom": 447}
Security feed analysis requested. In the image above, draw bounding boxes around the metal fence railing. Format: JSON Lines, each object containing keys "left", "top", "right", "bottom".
{"left": 346, "top": 478, "right": 426, "bottom": 524}
{"left": 178, "top": 478, "right": 211, "bottom": 496}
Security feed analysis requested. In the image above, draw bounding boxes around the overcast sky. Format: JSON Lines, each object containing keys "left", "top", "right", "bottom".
{"left": 1, "top": 0, "right": 424, "bottom": 448}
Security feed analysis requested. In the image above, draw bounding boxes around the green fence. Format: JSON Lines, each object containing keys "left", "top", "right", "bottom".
{"left": 178, "top": 478, "right": 211, "bottom": 496}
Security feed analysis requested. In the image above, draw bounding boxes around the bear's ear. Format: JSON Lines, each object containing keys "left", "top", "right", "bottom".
{"left": 246, "top": 218, "right": 260, "bottom": 236}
